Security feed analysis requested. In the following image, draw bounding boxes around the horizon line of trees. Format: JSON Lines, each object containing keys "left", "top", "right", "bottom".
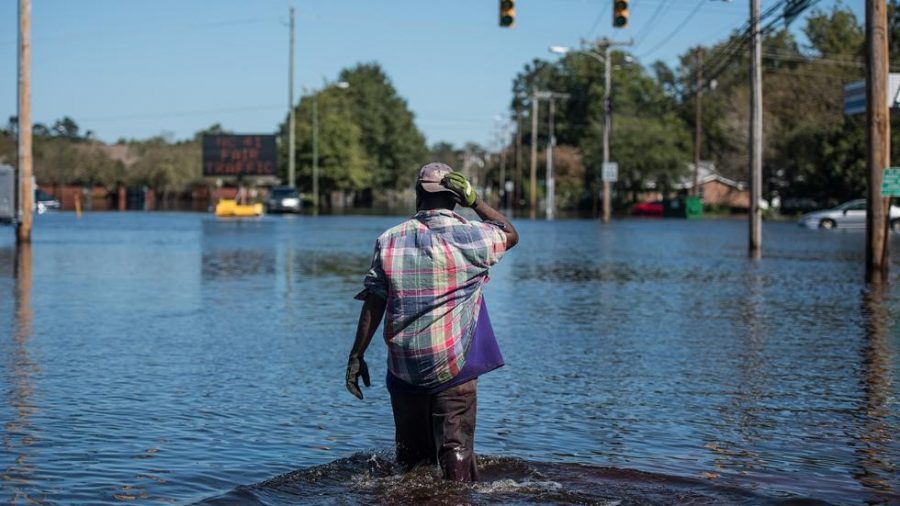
{"left": 2, "top": 3, "right": 900, "bottom": 212}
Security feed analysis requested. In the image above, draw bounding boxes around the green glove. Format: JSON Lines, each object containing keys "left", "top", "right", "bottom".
{"left": 441, "top": 172, "right": 478, "bottom": 207}
{"left": 345, "top": 356, "right": 370, "bottom": 400}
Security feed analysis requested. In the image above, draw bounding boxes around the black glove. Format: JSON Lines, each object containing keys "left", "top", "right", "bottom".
{"left": 345, "top": 356, "right": 371, "bottom": 400}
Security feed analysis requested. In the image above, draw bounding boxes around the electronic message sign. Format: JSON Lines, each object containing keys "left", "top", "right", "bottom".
{"left": 202, "top": 134, "right": 277, "bottom": 177}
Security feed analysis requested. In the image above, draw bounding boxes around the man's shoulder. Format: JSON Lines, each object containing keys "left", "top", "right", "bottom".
{"left": 376, "top": 217, "right": 421, "bottom": 244}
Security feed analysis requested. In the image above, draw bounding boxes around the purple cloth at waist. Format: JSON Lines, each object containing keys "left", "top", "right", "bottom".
{"left": 386, "top": 299, "right": 504, "bottom": 395}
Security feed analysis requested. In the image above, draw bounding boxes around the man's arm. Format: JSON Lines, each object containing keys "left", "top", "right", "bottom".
{"left": 442, "top": 171, "right": 519, "bottom": 250}
{"left": 472, "top": 199, "right": 519, "bottom": 250}
{"left": 346, "top": 294, "right": 387, "bottom": 400}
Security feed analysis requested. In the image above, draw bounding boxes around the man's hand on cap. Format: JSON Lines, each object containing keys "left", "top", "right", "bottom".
{"left": 441, "top": 172, "right": 478, "bottom": 207}
{"left": 345, "top": 355, "right": 370, "bottom": 400}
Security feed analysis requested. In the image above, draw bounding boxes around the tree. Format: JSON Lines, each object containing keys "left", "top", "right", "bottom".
{"left": 339, "top": 63, "right": 428, "bottom": 192}
{"left": 52, "top": 116, "right": 81, "bottom": 140}
{"left": 289, "top": 88, "right": 369, "bottom": 201}
{"left": 509, "top": 50, "right": 690, "bottom": 209}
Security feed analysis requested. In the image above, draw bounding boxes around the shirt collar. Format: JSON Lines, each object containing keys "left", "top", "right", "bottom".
{"left": 414, "top": 208, "right": 469, "bottom": 224}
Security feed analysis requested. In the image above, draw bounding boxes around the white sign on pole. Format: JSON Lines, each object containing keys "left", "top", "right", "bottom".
{"left": 602, "top": 162, "right": 618, "bottom": 183}
{"left": 843, "top": 74, "right": 900, "bottom": 115}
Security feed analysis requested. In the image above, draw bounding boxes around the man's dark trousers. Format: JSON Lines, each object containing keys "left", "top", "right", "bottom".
{"left": 389, "top": 379, "right": 479, "bottom": 481}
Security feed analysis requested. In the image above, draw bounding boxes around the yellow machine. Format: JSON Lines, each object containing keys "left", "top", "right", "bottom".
{"left": 214, "top": 199, "right": 263, "bottom": 218}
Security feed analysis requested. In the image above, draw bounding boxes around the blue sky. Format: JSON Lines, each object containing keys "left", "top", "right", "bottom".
{"left": 0, "top": 0, "right": 861, "bottom": 149}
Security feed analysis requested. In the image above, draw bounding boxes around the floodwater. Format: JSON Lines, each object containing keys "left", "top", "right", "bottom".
{"left": 0, "top": 212, "right": 897, "bottom": 505}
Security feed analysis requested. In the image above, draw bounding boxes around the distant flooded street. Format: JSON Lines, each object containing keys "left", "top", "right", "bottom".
{"left": 0, "top": 212, "right": 898, "bottom": 504}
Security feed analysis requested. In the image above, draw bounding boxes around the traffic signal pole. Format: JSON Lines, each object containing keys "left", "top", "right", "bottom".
{"left": 866, "top": 0, "right": 890, "bottom": 282}
{"left": 17, "top": 0, "right": 32, "bottom": 244}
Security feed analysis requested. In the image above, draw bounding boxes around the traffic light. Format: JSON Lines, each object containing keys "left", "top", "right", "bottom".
{"left": 499, "top": 0, "right": 515, "bottom": 28}
{"left": 613, "top": 0, "right": 628, "bottom": 28}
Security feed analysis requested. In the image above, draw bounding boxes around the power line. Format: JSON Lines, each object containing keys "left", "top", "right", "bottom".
{"left": 638, "top": 0, "right": 706, "bottom": 59}
{"left": 633, "top": 0, "right": 674, "bottom": 49}
{"left": 584, "top": 0, "right": 612, "bottom": 40}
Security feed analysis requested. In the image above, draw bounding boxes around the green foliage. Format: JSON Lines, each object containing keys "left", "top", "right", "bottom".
{"left": 289, "top": 89, "right": 369, "bottom": 195}
{"left": 339, "top": 63, "right": 428, "bottom": 190}
{"left": 127, "top": 137, "right": 201, "bottom": 194}
{"left": 510, "top": 49, "right": 690, "bottom": 209}
{"left": 804, "top": 6, "right": 864, "bottom": 58}
{"left": 278, "top": 62, "right": 428, "bottom": 204}
{"left": 611, "top": 114, "right": 690, "bottom": 198}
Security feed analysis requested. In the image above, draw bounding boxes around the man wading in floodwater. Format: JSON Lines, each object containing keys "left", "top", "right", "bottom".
{"left": 345, "top": 162, "right": 519, "bottom": 481}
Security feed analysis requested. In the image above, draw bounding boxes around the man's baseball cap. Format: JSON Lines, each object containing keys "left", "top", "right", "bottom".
{"left": 417, "top": 162, "right": 455, "bottom": 194}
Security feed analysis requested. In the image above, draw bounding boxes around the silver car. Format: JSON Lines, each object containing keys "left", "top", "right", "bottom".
{"left": 798, "top": 199, "right": 900, "bottom": 230}
{"left": 265, "top": 187, "right": 301, "bottom": 214}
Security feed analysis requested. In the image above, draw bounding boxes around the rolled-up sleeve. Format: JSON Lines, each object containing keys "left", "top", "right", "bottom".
{"left": 354, "top": 239, "right": 388, "bottom": 300}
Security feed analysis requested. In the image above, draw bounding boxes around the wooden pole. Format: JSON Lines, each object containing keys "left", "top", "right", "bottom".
{"left": 546, "top": 96, "right": 556, "bottom": 220}
{"left": 17, "top": 0, "right": 32, "bottom": 244}
{"left": 601, "top": 42, "right": 612, "bottom": 224}
{"left": 287, "top": 7, "right": 296, "bottom": 189}
{"left": 529, "top": 91, "right": 538, "bottom": 220}
{"left": 498, "top": 126, "right": 507, "bottom": 209}
{"left": 514, "top": 102, "right": 522, "bottom": 211}
{"left": 693, "top": 51, "right": 703, "bottom": 198}
{"left": 749, "top": 0, "right": 763, "bottom": 259}
{"left": 866, "top": 0, "right": 890, "bottom": 282}
{"left": 312, "top": 92, "right": 319, "bottom": 215}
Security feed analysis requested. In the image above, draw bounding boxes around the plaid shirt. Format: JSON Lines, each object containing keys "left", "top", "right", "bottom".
{"left": 357, "top": 209, "right": 507, "bottom": 387}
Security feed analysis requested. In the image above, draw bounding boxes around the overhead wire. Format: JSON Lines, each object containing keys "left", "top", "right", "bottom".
{"left": 584, "top": 0, "right": 613, "bottom": 40}
{"left": 633, "top": 0, "right": 674, "bottom": 49}
{"left": 693, "top": 0, "right": 805, "bottom": 94}
{"left": 653, "top": 0, "right": 830, "bottom": 99}
{"left": 637, "top": 0, "right": 707, "bottom": 59}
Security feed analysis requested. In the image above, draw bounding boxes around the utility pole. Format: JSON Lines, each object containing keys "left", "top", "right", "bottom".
{"left": 749, "top": 0, "right": 763, "bottom": 259}
{"left": 546, "top": 96, "right": 556, "bottom": 220}
{"left": 601, "top": 41, "right": 613, "bottom": 224}
{"left": 529, "top": 91, "right": 539, "bottom": 220}
{"left": 498, "top": 122, "right": 507, "bottom": 209}
{"left": 693, "top": 51, "right": 703, "bottom": 197}
{"left": 287, "top": 7, "right": 296, "bottom": 189}
{"left": 312, "top": 92, "right": 319, "bottom": 215}
{"left": 535, "top": 91, "right": 569, "bottom": 220}
{"left": 591, "top": 38, "right": 633, "bottom": 223}
{"left": 17, "top": 0, "right": 32, "bottom": 244}
{"left": 866, "top": 0, "right": 890, "bottom": 282}
{"left": 515, "top": 102, "right": 523, "bottom": 211}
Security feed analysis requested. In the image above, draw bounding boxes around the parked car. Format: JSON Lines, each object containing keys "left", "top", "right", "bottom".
{"left": 631, "top": 201, "right": 664, "bottom": 217}
{"left": 34, "top": 188, "right": 60, "bottom": 214}
{"left": 265, "top": 186, "right": 301, "bottom": 214}
{"left": 798, "top": 199, "right": 900, "bottom": 230}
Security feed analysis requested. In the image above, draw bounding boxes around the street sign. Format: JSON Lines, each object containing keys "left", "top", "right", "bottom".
{"left": 602, "top": 162, "right": 618, "bottom": 182}
{"left": 843, "top": 74, "right": 900, "bottom": 115}
{"left": 881, "top": 167, "right": 900, "bottom": 197}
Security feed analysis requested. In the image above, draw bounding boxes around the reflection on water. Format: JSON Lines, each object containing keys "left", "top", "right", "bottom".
{"left": 857, "top": 286, "right": 896, "bottom": 500}
{"left": 2, "top": 242, "right": 41, "bottom": 502}
{"left": 0, "top": 214, "right": 897, "bottom": 504}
